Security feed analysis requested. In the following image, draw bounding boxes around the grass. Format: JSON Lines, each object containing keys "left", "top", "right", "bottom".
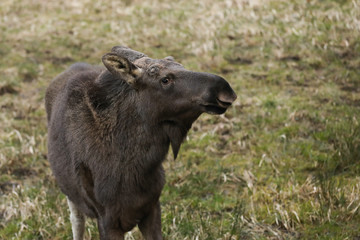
{"left": 1, "top": 0, "right": 360, "bottom": 239}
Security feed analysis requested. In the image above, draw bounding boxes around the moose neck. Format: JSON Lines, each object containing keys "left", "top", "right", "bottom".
{"left": 89, "top": 76, "right": 162, "bottom": 170}
{"left": 90, "top": 72, "right": 196, "bottom": 170}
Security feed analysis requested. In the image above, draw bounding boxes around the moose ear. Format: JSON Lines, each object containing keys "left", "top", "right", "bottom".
{"left": 164, "top": 56, "right": 175, "bottom": 62}
{"left": 111, "top": 46, "right": 147, "bottom": 62}
{"left": 102, "top": 53, "right": 142, "bottom": 86}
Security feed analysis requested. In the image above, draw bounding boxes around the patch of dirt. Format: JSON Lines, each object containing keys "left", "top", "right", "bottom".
{"left": 340, "top": 96, "right": 360, "bottom": 107}
{"left": 340, "top": 85, "right": 360, "bottom": 93}
{"left": 0, "top": 182, "right": 19, "bottom": 194}
{"left": 335, "top": 48, "right": 358, "bottom": 60}
{"left": 279, "top": 55, "right": 301, "bottom": 62}
{"left": 47, "top": 56, "right": 74, "bottom": 64}
{"left": 286, "top": 75, "right": 310, "bottom": 87}
{"left": 1, "top": 102, "right": 14, "bottom": 109}
{"left": 22, "top": 73, "right": 36, "bottom": 82}
{"left": 251, "top": 73, "right": 267, "bottom": 80}
{"left": 225, "top": 56, "right": 253, "bottom": 65}
{"left": 12, "top": 167, "right": 36, "bottom": 178}
{"left": 318, "top": 98, "right": 330, "bottom": 104}
{"left": 0, "top": 85, "right": 18, "bottom": 96}
{"left": 220, "top": 66, "right": 237, "bottom": 74}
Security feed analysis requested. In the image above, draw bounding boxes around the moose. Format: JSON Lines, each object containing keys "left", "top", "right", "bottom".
{"left": 45, "top": 46, "right": 237, "bottom": 240}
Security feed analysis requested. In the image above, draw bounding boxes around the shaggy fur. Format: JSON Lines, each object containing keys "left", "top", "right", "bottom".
{"left": 45, "top": 46, "right": 236, "bottom": 240}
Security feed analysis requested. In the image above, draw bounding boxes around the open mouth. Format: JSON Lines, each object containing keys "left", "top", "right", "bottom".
{"left": 200, "top": 103, "right": 227, "bottom": 115}
{"left": 216, "top": 98, "right": 232, "bottom": 108}
{"left": 203, "top": 105, "right": 227, "bottom": 114}
{"left": 199, "top": 98, "right": 233, "bottom": 115}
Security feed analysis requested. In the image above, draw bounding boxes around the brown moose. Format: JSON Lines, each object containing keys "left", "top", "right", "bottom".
{"left": 45, "top": 46, "right": 237, "bottom": 240}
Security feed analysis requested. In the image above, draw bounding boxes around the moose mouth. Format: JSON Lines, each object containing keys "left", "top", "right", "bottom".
{"left": 200, "top": 98, "right": 232, "bottom": 115}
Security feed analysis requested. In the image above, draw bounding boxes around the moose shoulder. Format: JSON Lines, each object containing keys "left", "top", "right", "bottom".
{"left": 45, "top": 46, "right": 237, "bottom": 240}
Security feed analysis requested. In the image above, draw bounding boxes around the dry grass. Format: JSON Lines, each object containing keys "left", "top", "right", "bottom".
{"left": 1, "top": 0, "right": 360, "bottom": 239}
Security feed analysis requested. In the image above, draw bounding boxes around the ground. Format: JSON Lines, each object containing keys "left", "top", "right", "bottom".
{"left": 0, "top": 0, "right": 360, "bottom": 239}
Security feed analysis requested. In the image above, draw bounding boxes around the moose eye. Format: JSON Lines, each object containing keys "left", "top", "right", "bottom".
{"left": 161, "top": 77, "right": 170, "bottom": 84}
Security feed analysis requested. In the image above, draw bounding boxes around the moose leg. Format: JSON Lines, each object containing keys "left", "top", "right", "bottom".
{"left": 97, "top": 218, "right": 108, "bottom": 240}
{"left": 67, "top": 197, "right": 85, "bottom": 240}
{"left": 139, "top": 201, "right": 163, "bottom": 240}
{"left": 98, "top": 216, "right": 125, "bottom": 240}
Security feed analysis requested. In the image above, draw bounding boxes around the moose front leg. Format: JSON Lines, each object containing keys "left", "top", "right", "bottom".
{"left": 138, "top": 201, "right": 163, "bottom": 240}
{"left": 67, "top": 197, "right": 85, "bottom": 240}
{"left": 97, "top": 212, "right": 126, "bottom": 240}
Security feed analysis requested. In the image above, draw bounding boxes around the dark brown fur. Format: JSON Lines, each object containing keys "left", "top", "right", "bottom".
{"left": 45, "top": 46, "right": 236, "bottom": 240}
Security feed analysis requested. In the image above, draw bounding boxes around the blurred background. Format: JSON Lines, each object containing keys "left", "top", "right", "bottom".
{"left": 0, "top": 0, "right": 359, "bottom": 239}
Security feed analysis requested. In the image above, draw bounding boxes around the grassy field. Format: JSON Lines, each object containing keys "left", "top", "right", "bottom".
{"left": 1, "top": 0, "right": 360, "bottom": 239}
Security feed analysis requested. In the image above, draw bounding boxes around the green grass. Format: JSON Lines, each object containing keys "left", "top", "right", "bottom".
{"left": 1, "top": 0, "right": 360, "bottom": 239}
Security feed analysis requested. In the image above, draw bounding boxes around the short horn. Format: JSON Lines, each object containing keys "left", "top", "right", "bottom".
{"left": 111, "top": 46, "right": 147, "bottom": 62}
